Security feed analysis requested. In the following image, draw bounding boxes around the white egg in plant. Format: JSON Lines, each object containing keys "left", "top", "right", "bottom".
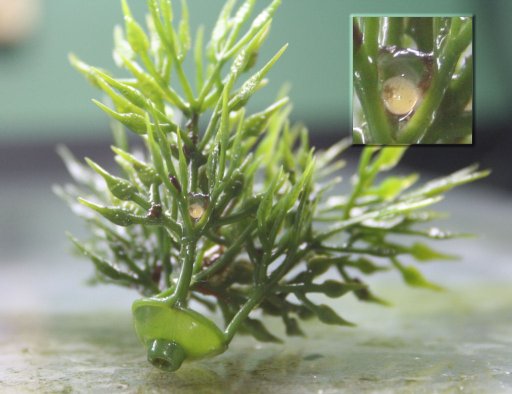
{"left": 381, "top": 76, "right": 421, "bottom": 116}
{"left": 381, "top": 76, "right": 421, "bottom": 115}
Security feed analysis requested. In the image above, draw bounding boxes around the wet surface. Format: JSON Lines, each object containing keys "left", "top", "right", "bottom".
{"left": 0, "top": 173, "right": 511, "bottom": 393}
{"left": 1, "top": 283, "right": 512, "bottom": 393}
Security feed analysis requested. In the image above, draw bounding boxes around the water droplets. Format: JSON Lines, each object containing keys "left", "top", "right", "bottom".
{"left": 428, "top": 228, "right": 452, "bottom": 239}
{"left": 435, "top": 18, "right": 451, "bottom": 52}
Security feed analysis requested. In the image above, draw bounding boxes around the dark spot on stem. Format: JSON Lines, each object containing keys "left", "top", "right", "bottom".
{"left": 203, "top": 253, "right": 221, "bottom": 268}
{"left": 147, "top": 203, "right": 162, "bottom": 218}
{"left": 353, "top": 23, "right": 363, "bottom": 52}
{"left": 152, "top": 264, "right": 162, "bottom": 284}
{"left": 418, "top": 55, "right": 434, "bottom": 91}
{"left": 169, "top": 175, "right": 182, "bottom": 193}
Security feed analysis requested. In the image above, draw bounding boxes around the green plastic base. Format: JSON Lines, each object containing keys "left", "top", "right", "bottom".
{"left": 147, "top": 339, "right": 186, "bottom": 372}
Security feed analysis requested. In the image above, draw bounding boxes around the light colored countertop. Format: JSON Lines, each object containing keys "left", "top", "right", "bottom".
{"left": 1, "top": 172, "right": 511, "bottom": 393}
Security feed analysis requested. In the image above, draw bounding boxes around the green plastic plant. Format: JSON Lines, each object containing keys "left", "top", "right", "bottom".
{"left": 353, "top": 16, "right": 473, "bottom": 144}
{"left": 56, "top": 1, "right": 488, "bottom": 372}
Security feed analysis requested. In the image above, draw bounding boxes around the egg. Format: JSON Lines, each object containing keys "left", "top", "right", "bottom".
{"left": 189, "top": 203, "right": 205, "bottom": 220}
{"left": 381, "top": 76, "right": 420, "bottom": 116}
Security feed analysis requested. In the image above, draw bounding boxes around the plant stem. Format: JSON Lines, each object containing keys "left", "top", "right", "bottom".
{"left": 397, "top": 20, "right": 472, "bottom": 143}
{"left": 170, "top": 235, "right": 198, "bottom": 305}
{"left": 198, "top": 61, "right": 225, "bottom": 110}
{"left": 224, "top": 287, "right": 263, "bottom": 342}
{"left": 342, "top": 148, "right": 373, "bottom": 219}
{"left": 383, "top": 17, "right": 403, "bottom": 47}
{"left": 443, "top": 54, "right": 473, "bottom": 117}
{"left": 363, "top": 17, "right": 380, "bottom": 62}
{"left": 422, "top": 54, "right": 473, "bottom": 143}
{"left": 407, "top": 17, "right": 433, "bottom": 53}
{"left": 353, "top": 22, "right": 394, "bottom": 144}
{"left": 224, "top": 246, "right": 308, "bottom": 343}
{"left": 423, "top": 112, "right": 472, "bottom": 144}
{"left": 194, "top": 223, "right": 257, "bottom": 281}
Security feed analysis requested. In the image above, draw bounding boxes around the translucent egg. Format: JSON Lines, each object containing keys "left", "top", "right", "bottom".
{"left": 187, "top": 193, "right": 209, "bottom": 221}
{"left": 381, "top": 76, "right": 420, "bottom": 116}
{"left": 188, "top": 203, "right": 205, "bottom": 220}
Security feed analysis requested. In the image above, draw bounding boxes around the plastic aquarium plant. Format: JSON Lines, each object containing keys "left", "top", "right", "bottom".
{"left": 56, "top": 0, "right": 488, "bottom": 372}
{"left": 353, "top": 16, "right": 473, "bottom": 144}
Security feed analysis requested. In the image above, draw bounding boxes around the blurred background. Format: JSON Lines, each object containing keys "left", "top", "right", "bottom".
{"left": 1, "top": 0, "right": 512, "bottom": 184}
{"left": 1, "top": 0, "right": 511, "bottom": 308}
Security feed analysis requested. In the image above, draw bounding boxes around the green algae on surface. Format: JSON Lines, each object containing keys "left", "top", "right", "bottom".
{"left": 1, "top": 284, "right": 511, "bottom": 393}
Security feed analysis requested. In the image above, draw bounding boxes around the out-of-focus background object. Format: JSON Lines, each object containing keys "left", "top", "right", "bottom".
{"left": 0, "top": 0, "right": 39, "bottom": 46}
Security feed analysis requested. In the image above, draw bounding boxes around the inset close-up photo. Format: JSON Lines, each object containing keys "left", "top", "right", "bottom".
{"left": 352, "top": 16, "right": 473, "bottom": 145}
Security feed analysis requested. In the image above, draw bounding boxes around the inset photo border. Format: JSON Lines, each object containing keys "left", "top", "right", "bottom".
{"left": 351, "top": 15, "right": 474, "bottom": 145}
